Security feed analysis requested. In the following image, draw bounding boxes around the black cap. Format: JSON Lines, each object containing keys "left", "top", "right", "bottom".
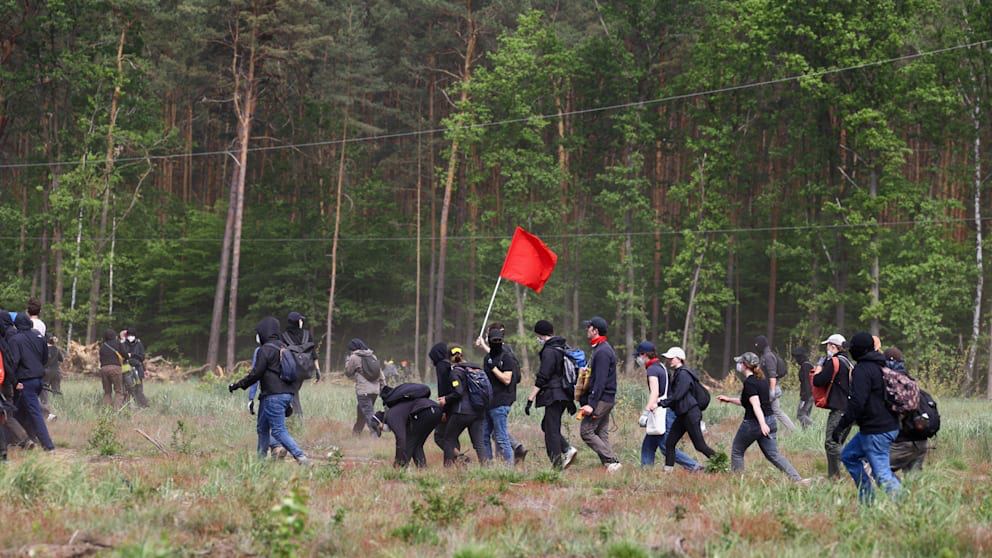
{"left": 635, "top": 340, "right": 656, "bottom": 354}
{"left": 582, "top": 316, "right": 608, "bottom": 335}
{"left": 488, "top": 328, "right": 504, "bottom": 341}
{"left": 533, "top": 320, "right": 554, "bottom": 336}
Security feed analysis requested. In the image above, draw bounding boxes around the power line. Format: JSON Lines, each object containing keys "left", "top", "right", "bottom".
{"left": 0, "top": 216, "right": 984, "bottom": 244}
{"left": 1, "top": 38, "right": 988, "bottom": 171}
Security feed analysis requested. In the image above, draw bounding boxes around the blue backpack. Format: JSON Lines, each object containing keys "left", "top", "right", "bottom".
{"left": 266, "top": 342, "right": 298, "bottom": 384}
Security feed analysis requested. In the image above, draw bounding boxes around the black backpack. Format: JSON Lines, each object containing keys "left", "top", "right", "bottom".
{"left": 455, "top": 363, "right": 492, "bottom": 412}
{"left": 264, "top": 342, "right": 298, "bottom": 384}
{"left": 684, "top": 368, "right": 711, "bottom": 411}
{"left": 281, "top": 331, "right": 317, "bottom": 380}
{"left": 774, "top": 352, "right": 789, "bottom": 380}
{"left": 382, "top": 383, "right": 432, "bottom": 408}
{"left": 901, "top": 389, "right": 940, "bottom": 439}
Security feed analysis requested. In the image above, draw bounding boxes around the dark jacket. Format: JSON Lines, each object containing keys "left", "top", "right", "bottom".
{"left": 661, "top": 366, "right": 699, "bottom": 416}
{"left": 384, "top": 397, "right": 440, "bottom": 465}
{"left": 812, "top": 352, "right": 853, "bottom": 411}
{"left": 535, "top": 336, "right": 571, "bottom": 407}
{"left": 445, "top": 363, "right": 484, "bottom": 416}
{"left": 100, "top": 335, "right": 128, "bottom": 367}
{"left": 0, "top": 310, "right": 16, "bottom": 391}
{"left": 123, "top": 338, "right": 145, "bottom": 367}
{"left": 836, "top": 351, "right": 899, "bottom": 434}
{"left": 429, "top": 343, "right": 454, "bottom": 398}
{"left": 484, "top": 345, "right": 519, "bottom": 408}
{"left": 233, "top": 317, "right": 302, "bottom": 397}
{"left": 581, "top": 340, "right": 617, "bottom": 409}
{"left": 796, "top": 358, "right": 813, "bottom": 400}
{"left": 8, "top": 314, "right": 48, "bottom": 382}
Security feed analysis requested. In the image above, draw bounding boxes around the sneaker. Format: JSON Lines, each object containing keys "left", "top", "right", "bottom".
{"left": 562, "top": 446, "right": 578, "bottom": 470}
{"left": 663, "top": 465, "right": 675, "bottom": 473}
{"left": 296, "top": 456, "right": 314, "bottom": 466}
{"left": 795, "top": 478, "right": 813, "bottom": 487}
{"left": 606, "top": 462, "right": 623, "bottom": 474}
{"left": 513, "top": 444, "right": 528, "bottom": 465}
{"left": 47, "top": 414, "right": 57, "bottom": 422}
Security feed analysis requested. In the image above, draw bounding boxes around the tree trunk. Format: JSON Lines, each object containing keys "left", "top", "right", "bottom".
{"left": 85, "top": 25, "right": 128, "bottom": 343}
{"left": 433, "top": 10, "right": 476, "bottom": 346}
{"left": 206, "top": 159, "right": 239, "bottom": 368}
{"left": 869, "top": 165, "right": 881, "bottom": 337}
{"left": 224, "top": 86, "right": 255, "bottom": 372}
{"left": 514, "top": 283, "right": 531, "bottom": 374}
{"left": 325, "top": 112, "right": 349, "bottom": 374}
{"left": 766, "top": 203, "right": 779, "bottom": 345}
{"left": 722, "top": 244, "right": 735, "bottom": 378}
{"left": 624, "top": 209, "right": 635, "bottom": 375}
{"left": 966, "top": 99, "right": 982, "bottom": 392}
{"left": 415, "top": 129, "right": 423, "bottom": 379}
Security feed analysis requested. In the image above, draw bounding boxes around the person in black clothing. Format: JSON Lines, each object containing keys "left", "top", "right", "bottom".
{"left": 439, "top": 347, "right": 489, "bottom": 467}
{"left": 883, "top": 347, "right": 929, "bottom": 473}
{"left": 526, "top": 319, "right": 577, "bottom": 469}
{"left": 812, "top": 333, "right": 854, "bottom": 478}
{"left": 579, "top": 316, "right": 620, "bottom": 471}
{"left": 480, "top": 326, "right": 527, "bottom": 464}
{"left": 429, "top": 341, "right": 460, "bottom": 455}
{"left": 0, "top": 310, "right": 31, "bottom": 453}
{"left": 281, "top": 311, "right": 320, "bottom": 419}
{"left": 99, "top": 329, "right": 129, "bottom": 408}
{"left": 9, "top": 313, "right": 54, "bottom": 451}
{"left": 229, "top": 317, "right": 310, "bottom": 464}
{"left": 834, "top": 332, "right": 901, "bottom": 501}
{"left": 122, "top": 328, "right": 150, "bottom": 408}
{"left": 375, "top": 383, "right": 443, "bottom": 468}
{"left": 792, "top": 346, "right": 814, "bottom": 429}
{"left": 660, "top": 346, "right": 716, "bottom": 471}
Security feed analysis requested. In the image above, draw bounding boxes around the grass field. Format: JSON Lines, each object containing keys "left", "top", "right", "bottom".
{"left": 1, "top": 375, "right": 990, "bottom": 557}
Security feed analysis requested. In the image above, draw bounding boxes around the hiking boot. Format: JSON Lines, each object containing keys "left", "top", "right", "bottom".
{"left": 296, "top": 456, "right": 314, "bottom": 467}
{"left": 606, "top": 462, "right": 623, "bottom": 474}
{"left": 271, "top": 447, "right": 288, "bottom": 460}
{"left": 562, "top": 446, "right": 578, "bottom": 470}
{"left": 513, "top": 444, "right": 528, "bottom": 465}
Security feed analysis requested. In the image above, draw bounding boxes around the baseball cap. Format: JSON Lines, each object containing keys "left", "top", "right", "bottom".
{"left": 821, "top": 333, "right": 846, "bottom": 346}
{"left": 661, "top": 347, "right": 686, "bottom": 361}
{"left": 635, "top": 341, "right": 656, "bottom": 354}
{"left": 734, "top": 352, "right": 760, "bottom": 367}
{"left": 582, "top": 316, "right": 608, "bottom": 335}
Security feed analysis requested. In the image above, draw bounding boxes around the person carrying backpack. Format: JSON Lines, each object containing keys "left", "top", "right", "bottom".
{"left": 792, "top": 346, "right": 814, "bottom": 429}
{"left": 717, "top": 352, "right": 808, "bottom": 484}
{"left": 228, "top": 317, "right": 310, "bottom": 464}
{"left": 832, "top": 332, "right": 901, "bottom": 502}
{"left": 753, "top": 336, "right": 796, "bottom": 434}
{"left": 526, "top": 320, "right": 578, "bottom": 469}
{"left": 0, "top": 310, "right": 32, "bottom": 453}
{"left": 660, "top": 346, "right": 717, "bottom": 471}
{"left": 481, "top": 326, "right": 527, "bottom": 465}
{"left": 577, "top": 317, "right": 621, "bottom": 473}
{"left": 8, "top": 313, "right": 54, "bottom": 451}
{"left": 344, "top": 338, "right": 384, "bottom": 437}
{"left": 281, "top": 312, "right": 320, "bottom": 420}
{"left": 884, "top": 347, "right": 932, "bottom": 474}
{"left": 375, "top": 383, "right": 442, "bottom": 468}
{"left": 812, "top": 333, "right": 854, "bottom": 478}
{"left": 122, "top": 328, "right": 150, "bottom": 408}
{"left": 439, "top": 347, "right": 489, "bottom": 467}
{"left": 636, "top": 341, "right": 701, "bottom": 471}
{"left": 99, "top": 329, "right": 129, "bottom": 409}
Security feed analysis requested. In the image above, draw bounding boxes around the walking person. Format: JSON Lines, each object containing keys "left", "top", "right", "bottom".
{"left": 228, "top": 317, "right": 310, "bottom": 464}
{"left": 812, "top": 333, "right": 854, "bottom": 479}
{"left": 8, "top": 314, "right": 54, "bottom": 451}
{"left": 717, "top": 352, "right": 807, "bottom": 483}
{"left": 476, "top": 322, "right": 527, "bottom": 463}
{"left": 99, "top": 329, "right": 128, "bottom": 409}
{"left": 636, "top": 341, "right": 701, "bottom": 470}
{"left": 439, "top": 347, "right": 490, "bottom": 467}
{"left": 526, "top": 320, "right": 577, "bottom": 470}
{"left": 344, "top": 338, "right": 384, "bottom": 436}
{"left": 281, "top": 312, "right": 320, "bottom": 419}
{"left": 39, "top": 334, "right": 64, "bottom": 420}
{"left": 480, "top": 326, "right": 527, "bottom": 465}
{"left": 0, "top": 310, "right": 33, "bottom": 452}
{"left": 429, "top": 342, "right": 461, "bottom": 456}
{"left": 832, "top": 332, "right": 901, "bottom": 502}
{"left": 376, "top": 383, "right": 442, "bottom": 468}
{"left": 122, "top": 328, "right": 150, "bottom": 408}
{"left": 26, "top": 299, "right": 45, "bottom": 336}
{"left": 884, "top": 347, "right": 931, "bottom": 474}
{"left": 753, "top": 336, "right": 796, "bottom": 433}
{"left": 660, "top": 347, "right": 717, "bottom": 471}
{"left": 578, "top": 316, "right": 621, "bottom": 472}
{"left": 793, "top": 346, "right": 814, "bottom": 429}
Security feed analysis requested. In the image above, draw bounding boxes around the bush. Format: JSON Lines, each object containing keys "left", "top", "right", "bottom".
{"left": 253, "top": 485, "right": 309, "bottom": 558}
{"left": 88, "top": 413, "right": 123, "bottom": 456}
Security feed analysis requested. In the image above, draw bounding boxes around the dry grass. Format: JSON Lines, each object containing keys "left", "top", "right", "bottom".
{"left": 0, "top": 376, "right": 989, "bottom": 557}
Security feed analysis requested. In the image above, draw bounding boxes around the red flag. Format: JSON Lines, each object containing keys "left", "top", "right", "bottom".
{"left": 499, "top": 227, "right": 558, "bottom": 293}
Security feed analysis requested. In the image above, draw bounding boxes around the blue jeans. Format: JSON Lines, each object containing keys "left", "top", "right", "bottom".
{"left": 16, "top": 378, "right": 55, "bottom": 451}
{"left": 642, "top": 408, "right": 701, "bottom": 470}
{"left": 842, "top": 429, "right": 901, "bottom": 502}
{"left": 483, "top": 406, "right": 518, "bottom": 463}
{"left": 257, "top": 394, "right": 304, "bottom": 460}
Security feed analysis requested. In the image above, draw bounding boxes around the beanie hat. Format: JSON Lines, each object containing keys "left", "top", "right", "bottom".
{"left": 533, "top": 320, "right": 554, "bottom": 336}
{"left": 849, "top": 332, "right": 874, "bottom": 361}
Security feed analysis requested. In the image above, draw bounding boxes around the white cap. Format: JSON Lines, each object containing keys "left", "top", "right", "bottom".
{"left": 661, "top": 347, "right": 687, "bottom": 361}
{"left": 821, "top": 334, "right": 846, "bottom": 346}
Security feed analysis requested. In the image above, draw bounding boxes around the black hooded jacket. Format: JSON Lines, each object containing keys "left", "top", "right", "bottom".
{"left": 792, "top": 348, "right": 813, "bottom": 400}
{"left": 429, "top": 342, "right": 454, "bottom": 398}
{"left": 0, "top": 310, "right": 16, "bottom": 390}
{"left": 8, "top": 313, "right": 48, "bottom": 381}
{"left": 836, "top": 350, "right": 900, "bottom": 434}
{"left": 100, "top": 330, "right": 128, "bottom": 367}
{"left": 233, "top": 317, "right": 302, "bottom": 397}
{"left": 661, "top": 365, "right": 700, "bottom": 416}
{"left": 535, "top": 336, "right": 571, "bottom": 407}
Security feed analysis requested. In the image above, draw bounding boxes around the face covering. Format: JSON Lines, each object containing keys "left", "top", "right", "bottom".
{"left": 826, "top": 347, "right": 836, "bottom": 358}
{"left": 255, "top": 333, "right": 261, "bottom": 345}
{"left": 127, "top": 335, "right": 135, "bottom": 343}
{"left": 635, "top": 355, "right": 645, "bottom": 368}
{"left": 735, "top": 362, "right": 745, "bottom": 373}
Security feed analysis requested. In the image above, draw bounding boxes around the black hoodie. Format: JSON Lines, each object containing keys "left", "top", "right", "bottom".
{"left": 233, "top": 317, "right": 301, "bottom": 397}
{"left": 792, "top": 347, "right": 813, "bottom": 400}
{"left": 8, "top": 313, "right": 48, "bottom": 381}
{"left": 836, "top": 348, "right": 900, "bottom": 435}
{"left": 0, "top": 309, "right": 16, "bottom": 390}
{"left": 429, "top": 342, "right": 453, "bottom": 398}
{"left": 535, "top": 336, "right": 571, "bottom": 407}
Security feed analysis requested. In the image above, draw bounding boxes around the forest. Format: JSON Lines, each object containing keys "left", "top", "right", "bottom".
{"left": 1, "top": 0, "right": 991, "bottom": 396}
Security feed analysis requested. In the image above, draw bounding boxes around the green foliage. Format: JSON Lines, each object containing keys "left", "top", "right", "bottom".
{"left": 88, "top": 413, "right": 123, "bottom": 456}
{"left": 169, "top": 420, "right": 196, "bottom": 455}
{"left": 605, "top": 541, "right": 649, "bottom": 558}
{"left": 705, "top": 451, "right": 730, "bottom": 474}
{"left": 254, "top": 484, "right": 310, "bottom": 558}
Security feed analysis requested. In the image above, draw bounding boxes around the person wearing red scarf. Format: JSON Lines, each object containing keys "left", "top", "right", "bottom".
{"left": 578, "top": 316, "right": 621, "bottom": 472}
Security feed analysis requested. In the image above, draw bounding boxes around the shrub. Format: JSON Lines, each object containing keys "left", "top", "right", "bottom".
{"left": 88, "top": 413, "right": 123, "bottom": 456}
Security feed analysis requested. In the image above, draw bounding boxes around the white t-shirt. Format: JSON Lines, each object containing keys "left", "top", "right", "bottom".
{"left": 31, "top": 317, "right": 46, "bottom": 336}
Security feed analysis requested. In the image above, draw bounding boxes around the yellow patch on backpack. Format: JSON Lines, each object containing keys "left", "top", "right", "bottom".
{"left": 452, "top": 380, "right": 460, "bottom": 387}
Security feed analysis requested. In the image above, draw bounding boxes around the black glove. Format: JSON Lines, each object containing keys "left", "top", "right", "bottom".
{"left": 830, "top": 426, "right": 844, "bottom": 445}
{"left": 525, "top": 399, "right": 533, "bottom": 416}
{"left": 228, "top": 383, "right": 238, "bottom": 393}
{"left": 566, "top": 401, "right": 577, "bottom": 416}
{"left": 248, "top": 400, "right": 255, "bottom": 415}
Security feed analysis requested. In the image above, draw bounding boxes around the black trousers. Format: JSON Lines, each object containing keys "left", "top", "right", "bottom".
{"left": 665, "top": 406, "right": 715, "bottom": 467}
{"left": 541, "top": 401, "right": 570, "bottom": 467}
{"left": 434, "top": 410, "right": 460, "bottom": 452}
{"left": 443, "top": 412, "right": 488, "bottom": 466}
{"left": 399, "top": 406, "right": 443, "bottom": 468}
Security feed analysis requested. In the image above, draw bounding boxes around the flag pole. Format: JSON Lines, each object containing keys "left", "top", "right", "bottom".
{"left": 479, "top": 275, "right": 502, "bottom": 340}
